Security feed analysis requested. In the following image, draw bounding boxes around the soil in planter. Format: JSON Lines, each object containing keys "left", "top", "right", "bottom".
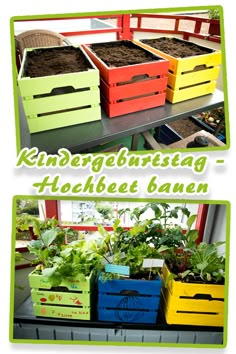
{"left": 141, "top": 37, "right": 213, "bottom": 58}
{"left": 168, "top": 117, "right": 203, "bottom": 138}
{"left": 24, "top": 46, "right": 93, "bottom": 78}
{"left": 90, "top": 40, "right": 162, "bottom": 67}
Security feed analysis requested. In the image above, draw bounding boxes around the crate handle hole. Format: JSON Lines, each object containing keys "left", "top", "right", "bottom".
{"left": 131, "top": 74, "right": 149, "bottom": 82}
{"left": 51, "top": 86, "right": 76, "bottom": 95}
{"left": 120, "top": 290, "right": 139, "bottom": 296}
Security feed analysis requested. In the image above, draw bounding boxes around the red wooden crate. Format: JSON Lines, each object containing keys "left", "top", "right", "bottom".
{"left": 82, "top": 40, "right": 169, "bottom": 117}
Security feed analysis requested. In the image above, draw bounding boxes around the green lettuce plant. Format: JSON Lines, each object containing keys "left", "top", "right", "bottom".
{"left": 28, "top": 229, "right": 104, "bottom": 286}
{"left": 158, "top": 213, "right": 225, "bottom": 286}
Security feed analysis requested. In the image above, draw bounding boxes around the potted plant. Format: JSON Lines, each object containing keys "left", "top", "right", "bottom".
{"left": 16, "top": 214, "right": 40, "bottom": 240}
{"left": 97, "top": 223, "right": 163, "bottom": 324}
{"left": 27, "top": 226, "right": 104, "bottom": 320}
{"left": 158, "top": 222, "right": 225, "bottom": 327}
{"left": 208, "top": 9, "right": 221, "bottom": 36}
{"left": 114, "top": 202, "right": 193, "bottom": 250}
{"left": 95, "top": 202, "right": 194, "bottom": 324}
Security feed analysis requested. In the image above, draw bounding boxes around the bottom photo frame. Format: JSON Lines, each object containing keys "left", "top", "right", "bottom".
{"left": 10, "top": 196, "right": 229, "bottom": 348}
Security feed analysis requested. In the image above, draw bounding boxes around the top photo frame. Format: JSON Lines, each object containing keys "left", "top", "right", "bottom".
{"left": 10, "top": 5, "right": 228, "bottom": 154}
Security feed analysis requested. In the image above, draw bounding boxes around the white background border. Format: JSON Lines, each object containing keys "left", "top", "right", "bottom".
{"left": 1, "top": 1, "right": 235, "bottom": 353}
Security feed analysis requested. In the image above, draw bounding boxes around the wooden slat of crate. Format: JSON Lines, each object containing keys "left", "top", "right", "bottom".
{"left": 31, "top": 289, "right": 91, "bottom": 306}
{"left": 98, "top": 276, "right": 162, "bottom": 295}
{"left": 82, "top": 42, "right": 169, "bottom": 85}
{"left": 168, "top": 66, "right": 220, "bottom": 90}
{"left": 98, "top": 293, "right": 160, "bottom": 310}
{"left": 101, "top": 92, "right": 166, "bottom": 118}
{"left": 100, "top": 76, "right": 168, "bottom": 102}
{"left": 33, "top": 303, "right": 91, "bottom": 320}
{"left": 23, "top": 87, "right": 100, "bottom": 116}
{"left": 27, "top": 105, "right": 101, "bottom": 133}
{"left": 97, "top": 308, "right": 158, "bottom": 324}
{"left": 29, "top": 270, "right": 95, "bottom": 292}
{"left": 18, "top": 69, "right": 99, "bottom": 97}
{"left": 166, "top": 81, "right": 217, "bottom": 103}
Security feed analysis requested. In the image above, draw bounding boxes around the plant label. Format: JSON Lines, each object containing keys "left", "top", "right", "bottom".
{"left": 142, "top": 258, "right": 164, "bottom": 268}
{"left": 105, "top": 264, "right": 130, "bottom": 276}
{"left": 105, "top": 255, "right": 114, "bottom": 263}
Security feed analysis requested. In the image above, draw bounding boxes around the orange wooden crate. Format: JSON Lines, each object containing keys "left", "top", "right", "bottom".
{"left": 82, "top": 40, "right": 169, "bottom": 117}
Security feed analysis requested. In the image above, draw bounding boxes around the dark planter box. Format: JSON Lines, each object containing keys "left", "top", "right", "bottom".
{"left": 190, "top": 116, "right": 225, "bottom": 142}
{"left": 155, "top": 124, "right": 183, "bottom": 145}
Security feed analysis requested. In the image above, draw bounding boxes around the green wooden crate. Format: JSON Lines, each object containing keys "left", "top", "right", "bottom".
{"left": 18, "top": 45, "right": 101, "bottom": 133}
{"left": 28, "top": 269, "right": 95, "bottom": 292}
{"left": 33, "top": 303, "right": 91, "bottom": 320}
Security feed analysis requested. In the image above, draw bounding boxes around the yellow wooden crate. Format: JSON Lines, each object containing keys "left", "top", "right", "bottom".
{"left": 160, "top": 263, "right": 224, "bottom": 326}
{"left": 134, "top": 38, "right": 222, "bottom": 103}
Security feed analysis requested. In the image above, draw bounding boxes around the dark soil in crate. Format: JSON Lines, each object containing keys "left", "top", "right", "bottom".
{"left": 23, "top": 46, "right": 93, "bottom": 78}
{"left": 168, "top": 118, "right": 202, "bottom": 138}
{"left": 90, "top": 40, "right": 163, "bottom": 67}
{"left": 140, "top": 37, "right": 213, "bottom": 58}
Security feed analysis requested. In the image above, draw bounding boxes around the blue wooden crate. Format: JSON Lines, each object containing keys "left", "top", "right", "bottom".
{"left": 98, "top": 276, "right": 162, "bottom": 323}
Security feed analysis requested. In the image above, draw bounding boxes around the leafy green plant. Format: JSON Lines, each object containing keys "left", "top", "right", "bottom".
{"left": 99, "top": 242, "right": 162, "bottom": 282}
{"left": 97, "top": 220, "right": 164, "bottom": 281}
{"left": 95, "top": 202, "right": 114, "bottom": 220}
{"left": 209, "top": 9, "right": 220, "bottom": 20}
{"left": 16, "top": 214, "right": 39, "bottom": 232}
{"left": 114, "top": 202, "right": 193, "bottom": 250}
{"left": 183, "top": 241, "right": 225, "bottom": 283}
{"left": 159, "top": 225, "right": 225, "bottom": 286}
{"left": 96, "top": 203, "right": 200, "bottom": 282}
{"left": 27, "top": 228, "right": 65, "bottom": 269}
{"left": 39, "top": 240, "right": 104, "bottom": 286}
{"left": 28, "top": 228, "right": 104, "bottom": 286}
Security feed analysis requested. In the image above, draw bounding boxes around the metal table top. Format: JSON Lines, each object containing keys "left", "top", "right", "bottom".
{"left": 18, "top": 89, "right": 224, "bottom": 154}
